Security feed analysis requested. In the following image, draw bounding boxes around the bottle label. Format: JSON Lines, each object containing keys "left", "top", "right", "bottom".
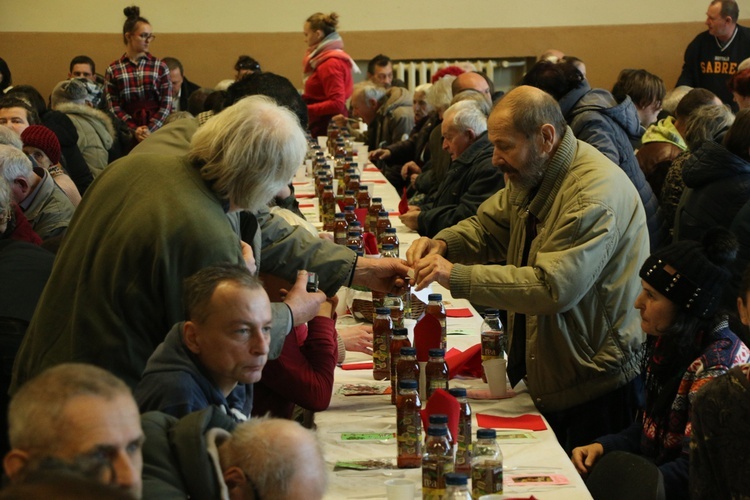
{"left": 429, "top": 379, "right": 448, "bottom": 390}
{"left": 373, "top": 336, "right": 389, "bottom": 375}
{"left": 397, "top": 414, "right": 422, "bottom": 457}
{"left": 455, "top": 419, "right": 472, "bottom": 470}
{"left": 471, "top": 460, "right": 503, "bottom": 496}
{"left": 422, "top": 458, "right": 454, "bottom": 499}
{"left": 481, "top": 331, "right": 505, "bottom": 360}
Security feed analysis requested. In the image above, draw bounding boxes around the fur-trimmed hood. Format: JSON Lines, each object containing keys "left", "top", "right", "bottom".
{"left": 55, "top": 102, "right": 115, "bottom": 148}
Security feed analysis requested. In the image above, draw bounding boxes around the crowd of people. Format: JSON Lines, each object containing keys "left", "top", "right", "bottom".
{"left": 2, "top": 0, "right": 750, "bottom": 498}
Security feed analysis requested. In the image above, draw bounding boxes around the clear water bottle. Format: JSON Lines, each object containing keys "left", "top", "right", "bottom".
{"left": 471, "top": 428, "right": 503, "bottom": 497}
{"left": 444, "top": 473, "right": 472, "bottom": 500}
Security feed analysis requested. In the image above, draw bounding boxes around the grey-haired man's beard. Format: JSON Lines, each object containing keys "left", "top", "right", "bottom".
{"left": 504, "top": 151, "right": 548, "bottom": 191}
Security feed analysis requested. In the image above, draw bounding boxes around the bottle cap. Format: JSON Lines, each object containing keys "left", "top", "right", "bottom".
{"left": 345, "top": 190, "right": 355, "bottom": 195}
{"left": 400, "top": 346, "right": 416, "bottom": 356}
{"left": 428, "top": 348, "right": 446, "bottom": 358}
{"left": 382, "top": 244, "right": 395, "bottom": 250}
{"left": 344, "top": 205, "right": 355, "bottom": 211}
{"left": 428, "top": 414, "right": 449, "bottom": 424}
{"left": 444, "top": 473, "right": 469, "bottom": 486}
{"left": 347, "top": 231, "right": 360, "bottom": 237}
{"left": 428, "top": 293, "right": 443, "bottom": 301}
{"left": 335, "top": 212, "right": 344, "bottom": 217}
{"left": 378, "top": 211, "right": 389, "bottom": 216}
{"left": 427, "top": 425, "right": 448, "bottom": 436}
{"left": 484, "top": 308, "right": 500, "bottom": 316}
{"left": 448, "top": 387, "right": 467, "bottom": 398}
{"left": 375, "top": 307, "right": 391, "bottom": 315}
{"left": 372, "top": 197, "right": 382, "bottom": 202}
{"left": 392, "top": 328, "right": 408, "bottom": 337}
{"left": 350, "top": 221, "right": 362, "bottom": 227}
{"left": 398, "top": 379, "right": 418, "bottom": 389}
{"left": 349, "top": 162, "right": 358, "bottom": 167}
{"left": 477, "top": 428, "right": 497, "bottom": 439}
{"left": 385, "top": 227, "right": 397, "bottom": 233}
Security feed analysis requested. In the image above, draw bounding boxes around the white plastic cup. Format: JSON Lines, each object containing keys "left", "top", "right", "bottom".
{"left": 403, "top": 319, "right": 417, "bottom": 346}
{"left": 478, "top": 495, "right": 506, "bottom": 500}
{"left": 482, "top": 358, "right": 508, "bottom": 397}
{"left": 317, "top": 136, "right": 327, "bottom": 149}
{"left": 385, "top": 478, "right": 415, "bottom": 500}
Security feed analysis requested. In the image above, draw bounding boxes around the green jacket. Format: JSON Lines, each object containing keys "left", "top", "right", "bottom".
{"left": 437, "top": 127, "right": 647, "bottom": 412}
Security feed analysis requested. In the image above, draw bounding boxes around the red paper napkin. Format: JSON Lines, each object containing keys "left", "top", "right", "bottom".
{"left": 354, "top": 208, "right": 368, "bottom": 225}
{"left": 364, "top": 166, "right": 380, "bottom": 172}
{"left": 362, "top": 232, "right": 379, "bottom": 255}
{"left": 341, "top": 362, "right": 373, "bottom": 370}
{"left": 420, "top": 389, "right": 459, "bottom": 444}
{"left": 296, "top": 193, "right": 315, "bottom": 199}
{"left": 476, "top": 413, "right": 547, "bottom": 431}
{"left": 398, "top": 188, "right": 409, "bottom": 215}
{"left": 446, "top": 308, "right": 473, "bottom": 318}
{"left": 414, "top": 314, "right": 442, "bottom": 362}
{"left": 371, "top": 180, "right": 387, "bottom": 184}
{"left": 445, "top": 345, "right": 483, "bottom": 379}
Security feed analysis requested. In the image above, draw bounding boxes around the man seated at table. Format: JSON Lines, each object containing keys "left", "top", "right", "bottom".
{"left": 141, "top": 408, "right": 327, "bottom": 499}
{"left": 3, "top": 363, "right": 144, "bottom": 498}
{"left": 135, "top": 264, "right": 275, "bottom": 421}
{"left": 399, "top": 100, "right": 503, "bottom": 237}
{"left": 407, "top": 85, "right": 648, "bottom": 453}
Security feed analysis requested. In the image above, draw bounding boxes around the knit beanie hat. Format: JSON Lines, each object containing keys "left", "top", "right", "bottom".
{"left": 640, "top": 228, "right": 738, "bottom": 319}
{"left": 21, "top": 125, "right": 61, "bottom": 165}
{"left": 50, "top": 78, "right": 88, "bottom": 107}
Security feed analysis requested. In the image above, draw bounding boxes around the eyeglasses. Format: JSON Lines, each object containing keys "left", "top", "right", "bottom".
{"left": 138, "top": 33, "right": 156, "bottom": 41}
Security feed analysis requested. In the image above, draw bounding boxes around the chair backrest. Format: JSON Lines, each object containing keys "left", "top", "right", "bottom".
{"left": 585, "top": 450, "right": 666, "bottom": 500}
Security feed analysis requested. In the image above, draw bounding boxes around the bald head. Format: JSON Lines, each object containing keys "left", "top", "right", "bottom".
{"left": 493, "top": 86, "right": 566, "bottom": 140}
{"left": 452, "top": 72, "right": 492, "bottom": 103}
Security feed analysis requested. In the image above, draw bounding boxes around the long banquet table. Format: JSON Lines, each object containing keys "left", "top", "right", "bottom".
{"left": 294, "top": 156, "right": 592, "bottom": 500}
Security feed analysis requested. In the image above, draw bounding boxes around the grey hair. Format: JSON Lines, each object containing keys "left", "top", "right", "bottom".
{"left": 414, "top": 83, "right": 432, "bottom": 96}
{"left": 684, "top": 104, "right": 735, "bottom": 151}
{"left": 0, "top": 176, "right": 11, "bottom": 217}
{"left": 0, "top": 126, "right": 23, "bottom": 149}
{"left": 444, "top": 100, "right": 487, "bottom": 136}
{"left": 163, "top": 110, "right": 193, "bottom": 125}
{"left": 426, "top": 75, "right": 456, "bottom": 113}
{"left": 353, "top": 81, "right": 386, "bottom": 104}
{"left": 188, "top": 95, "right": 307, "bottom": 213}
{"left": 219, "top": 416, "right": 328, "bottom": 499}
{"left": 8, "top": 363, "right": 132, "bottom": 452}
{"left": 0, "top": 144, "right": 33, "bottom": 184}
{"left": 662, "top": 85, "right": 693, "bottom": 116}
{"left": 451, "top": 89, "right": 491, "bottom": 116}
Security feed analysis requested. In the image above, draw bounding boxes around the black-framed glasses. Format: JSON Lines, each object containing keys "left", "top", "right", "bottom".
{"left": 138, "top": 33, "right": 156, "bottom": 41}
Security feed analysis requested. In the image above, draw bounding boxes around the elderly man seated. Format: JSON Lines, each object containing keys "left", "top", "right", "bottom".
{"left": 399, "top": 100, "right": 503, "bottom": 237}
{"left": 335, "top": 80, "right": 414, "bottom": 150}
{"left": 3, "top": 364, "right": 144, "bottom": 498}
{"left": 0, "top": 144, "right": 74, "bottom": 240}
{"left": 141, "top": 408, "right": 327, "bottom": 499}
{"left": 135, "top": 264, "right": 276, "bottom": 421}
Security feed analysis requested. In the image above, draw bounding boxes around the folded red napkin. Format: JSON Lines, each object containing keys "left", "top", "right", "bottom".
{"left": 445, "top": 345, "right": 483, "bottom": 379}
{"left": 398, "top": 188, "right": 409, "bottom": 215}
{"left": 341, "top": 362, "right": 373, "bottom": 370}
{"left": 446, "top": 308, "right": 473, "bottom": 318}
{"left": 371, "top": 180, "right": 388, "bottom": 184}
{"left": 364, "top": 166, "right": 380, "bottom": 172}
{"left": 362, "top": 232, "right": 379, "bottom": 255}
{"left": 388, "top": 211, "right": 400, "bottom": 217}
{"left": 420, "top": 389, "right": 459, "bottom": 444}
{"left": 476, "top": 413, "right": 547, "bottom": 431}
{"left": 298, "top": 203, "right": 315, "bottom": 209}
{"left": 296, "top": 193, "right": 315, "bottom": 199}
{"left": 414, "top": 313, "right": 442, "bottom": 362}
{"left": 354, "top": 208, "right": 368, "bottom": 225}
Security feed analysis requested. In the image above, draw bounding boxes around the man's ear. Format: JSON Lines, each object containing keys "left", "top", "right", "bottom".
{"left": 539, "top": 123, "right": 557, "bottom": 154}
{"left": 13, "top": 177, "right": 30, "bottom": 198}
{"left": 182, "top": 321, "right": 201, "bottom": 354}
{"left": 223, "top": 466, "right": 249, "bottom": 498}
{"left": 465, "top": 129, "right": 476, "bottom": 142}
{"left": 3, "top": 449, "right": 30, "bottom": 482}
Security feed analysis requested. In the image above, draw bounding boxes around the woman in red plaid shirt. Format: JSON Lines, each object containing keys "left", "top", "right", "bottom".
{"left": 105, "top": 6, "right": 172, "bottom": 146}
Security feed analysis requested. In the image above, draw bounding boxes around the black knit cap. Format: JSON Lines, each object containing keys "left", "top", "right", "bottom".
{"left": 639, "top": 228, "right": 738, "bottom": 319}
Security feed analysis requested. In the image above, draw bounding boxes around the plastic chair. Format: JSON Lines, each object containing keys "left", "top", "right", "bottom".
{"left": 585, "top": 451, "right": 666, "bottom": 500}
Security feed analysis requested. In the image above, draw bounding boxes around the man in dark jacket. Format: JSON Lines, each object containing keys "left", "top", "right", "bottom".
{"left": 163, "top": 57, "right": 201, "bottom": 113}
{"left": 135, "top": 264, "right": 272, "bottom": 421}
{"left": 400, "top": 100, "right": 504, "bottom": 237}
{"left": 141, "top": 407, "right": 327, "bottom": 499}
{"left": 523, "top": 61, "right": 668, "bottom": 250}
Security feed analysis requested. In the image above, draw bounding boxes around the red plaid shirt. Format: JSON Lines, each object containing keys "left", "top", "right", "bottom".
{"left": 105, "top": 52, "right": 172, "bottom": 132}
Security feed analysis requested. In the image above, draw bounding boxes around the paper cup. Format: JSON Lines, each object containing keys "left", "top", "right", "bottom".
{"left": 317, "top": 136, "right": 327, "bottom": 149}
{"left": 403, "top": 319, "right": 416, "bottom": 346}
{"left": 482, "top": 358, "right": 508, "bottom": 397}
{"left": 478, "top": 495, "right": 505, "bottom": 500}
{"left": 385, "top": 479, "right": 415, "bottom": 500}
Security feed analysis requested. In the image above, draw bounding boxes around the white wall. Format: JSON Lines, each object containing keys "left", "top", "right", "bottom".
{"left": 2, "top": 0, "right": 711, "bottom": 33}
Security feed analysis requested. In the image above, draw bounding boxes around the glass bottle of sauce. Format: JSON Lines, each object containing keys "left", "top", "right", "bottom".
{"left": 425, "top": 348, "right": 449, "bottom": 399}
{"left": 396, "top": 379, "right": 422, "bottom": 469}
{"left": 389, "top": 328, "right": 411, "bottom": 404}
{"left": 372, "top": 307, "right": 393, "bottom": 381}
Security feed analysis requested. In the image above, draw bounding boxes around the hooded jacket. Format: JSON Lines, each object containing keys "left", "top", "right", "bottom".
{"left": 135, "top": 322, "right": 253, "bottom": 421}
{"left": 56, "top": 102, "right": 115, "bottom": 177}
{"left": 141, "top": 406, "right": 236, "bottom": 500}
{"left": 417, "top": 131, "right": 504, "bottom": 237}
{"left": 368, "top": 86, "right": 415, "bottom": 149}
{"left": 559, "top": 81, "right": 667, "bottom": 250}
{"left": 675, "top": 140, "right": 750, "bottom": 241}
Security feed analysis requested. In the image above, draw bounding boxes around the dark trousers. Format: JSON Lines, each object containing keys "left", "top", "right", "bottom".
{"left": 542, "top": 376, "right": 642, "bottom": 455}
